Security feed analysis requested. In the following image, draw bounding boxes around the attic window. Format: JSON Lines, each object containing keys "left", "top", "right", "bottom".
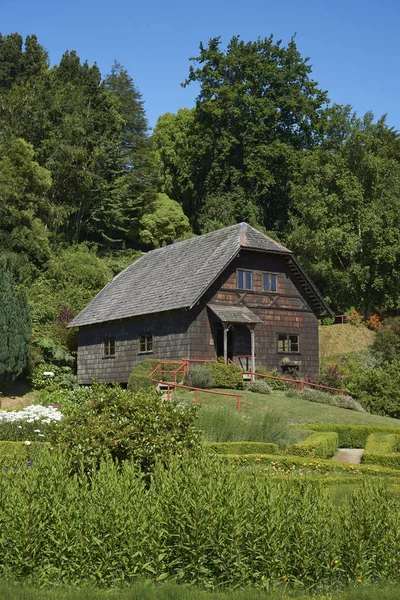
{"left": 139, "top": 334, "right": 153, "bottom": 353}
{"left": 237, "top": 270, "right": 252, "bottom": 290}
{"left": 264, "top": 273, "right": 277, "bottom": 292}
{"left": 103, "top": 339, "right": 115, "bottom": 357}
{"left": 278, "top": 334, "right": 299, "bottom": 353}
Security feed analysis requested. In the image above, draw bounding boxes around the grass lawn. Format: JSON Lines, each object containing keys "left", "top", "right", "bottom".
{"left": 319, "top": 323, "right": 375, "bottom": 360}
{"left": 175, "top": 388, "right": 400, "bottom": 427}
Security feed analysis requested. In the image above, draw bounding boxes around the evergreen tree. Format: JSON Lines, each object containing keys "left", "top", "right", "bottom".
{"left": 0, "top": 258, "right": 31, "bottom": 391}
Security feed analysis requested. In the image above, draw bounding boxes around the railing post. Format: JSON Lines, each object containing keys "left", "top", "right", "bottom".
{"left": 250, "top": 372, "right": 254, "bottom": 384}
{"left": 237, "top": 395, "right": 241, "bottom": 413}
{"left": 196, "top": 389, "right": 199, "bottom": 405}
{"left": 300, "top": 381, "right": 304, "bottom": 392}
{"left": 167, "top": 384, "right": 171, "bottom": 401}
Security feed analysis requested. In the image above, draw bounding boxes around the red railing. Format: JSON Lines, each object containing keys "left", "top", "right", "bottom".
{"left": 244, "top": 371, "right": 345, "bottom": 395}
{"left": 152, "top": 379, "right": 242, "bottom": 412}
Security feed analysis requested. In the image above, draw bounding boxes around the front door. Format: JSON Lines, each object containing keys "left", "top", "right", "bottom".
{"left": 215, "top": 326, "right": 234, "bottom": 360}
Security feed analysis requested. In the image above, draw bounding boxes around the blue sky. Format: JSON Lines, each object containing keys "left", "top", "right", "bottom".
{"left": 1, "top": 0, "right": 399, "bottom": 131}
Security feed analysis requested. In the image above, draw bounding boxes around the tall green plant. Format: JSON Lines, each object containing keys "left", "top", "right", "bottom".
{"left": 0, "top": 258, "right": 31, "bottom": 391}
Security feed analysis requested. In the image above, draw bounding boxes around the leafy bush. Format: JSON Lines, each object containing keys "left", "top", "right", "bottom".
{"left": 185, "top": 364, "right": 215, "bottom": 389}
{"left": 346, "top": 358, "right": 400, "bottom": 418}
{"left": 247, "top": 379, "right": 271, "bottom": 394}
{"left": 286, "top": 432, "right": 339, "bottom": 458}
{"left": 254, "top": 367, "right": 290, "bottom": 390}
{"left": 30, "top": 363, "right": 77, "bottom": 391}
{"left": 346, "top": 308, "right": 363, "bottom": 326}
{"left": 211, "top": 359, "right": 244, "bottom": 389}
{"left": 36, "top": 386, "right": 94, "bottom": 414}
{"left": 205, "top": 441, "right": 279, "bottom": 455}
{"left": 302, "top": 424, "right": 400, "bottom": 448}
{"left": 371, "top": 317, "right": 400, "bottom": 363}
{"left": 53, "top": 382, "right": 201, "bottom": 473}
{"left": 285, "top": 387, "right": 364, "bottom": 412}
{"left": 127, "top": 359, "right": 159, "bottom": 392}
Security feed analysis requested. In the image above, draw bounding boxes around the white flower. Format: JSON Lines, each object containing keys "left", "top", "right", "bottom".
{"left": 38, "top": 434, "right": 45, "bottom": 438}
{"left": 18, "top": 425, "right": 23, "bottom": 429}
{"left": 43, "top": 371, "right": 55, "bottom": 377}
{"left": 24, "top": 441, "right": 31, "bottom": 446}
{"left": 34, "top": 429, "right": 40, "bottom": 433}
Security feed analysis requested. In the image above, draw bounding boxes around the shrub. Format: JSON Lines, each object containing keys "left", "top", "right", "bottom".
{"left": 346, "top": 358, "right": 400, "bottom": 418}
{"left": 247, "top": 379, "right": 271, "bottom": 394}
{"left": 127, "top": 359, "right": 159, "bottom": 392}
{"left": 211, "top": 359, "right": 244, "bottom": 389}
{"left": 285, "top": 387, "right": 364, "bottom": 412}
{"left": 0, "top": 440, "right": 49, "bottom": 467}
{"left": 346, "top": 308, "right": 363, "bottom": 326}
{"left": 363, "top": 433, "right": 400, "bottom": 469}
{"left": 36, "top": 386, "right": 94, "bottom": 414}
{"left": 371, "top": 317, "right": 400, "bottom": 363}
{"left": 185, "top": 364, "right": 215, "bottom": 389}
{"left": 254, "top": 367, "right": 291, "bottom": 390}
{"left": 286, "top": 432, "right": 339, "bottom": 458}
{"left": 205, "top": 441, "right": 279, "bottom": 455}
{"left": 30, "top": 363, "right": 77, "bottom": 391}
{"left": 302, "top": 424, "right": 400, "bottom": 448}
{"left": 52, "top": 382, "right": 201, "bottom": 473}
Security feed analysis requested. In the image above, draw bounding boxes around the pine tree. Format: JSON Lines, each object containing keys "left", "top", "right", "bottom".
{"left": 0, "top": 257, "right": 31, "bottom": 391}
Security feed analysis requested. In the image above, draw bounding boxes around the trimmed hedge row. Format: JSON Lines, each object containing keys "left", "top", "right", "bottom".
{"left": 286, "top": 432, "right": 339, "bottom": 458}
{"left": 362, "top": 433, "right": 400, "bottom": 469}
{"left": 223, "top": 453, "right": 400, "bottom": 476}
{"left": 0, "top": 441, "right": 49, "bottom": 466}
{"left": 301, "top": 424, "right": 400, "bottom": 448}
{"left": 204, "top": 441, "right": 279, "bottom": 455}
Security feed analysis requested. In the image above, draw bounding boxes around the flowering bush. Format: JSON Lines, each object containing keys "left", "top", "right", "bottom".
{"left": 0, "top": 405, "right": 63, "bottom": 441}
{"left": 346, "top": 308, "right": 363, "bottom": 327}
{"left": 365, "top": 313, "right": 383, "bottom": 330}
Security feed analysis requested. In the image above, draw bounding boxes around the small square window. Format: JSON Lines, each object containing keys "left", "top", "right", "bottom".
{"left": 237, "top": 270, "right": 252, "bottom": 290}
{"left": 139, "top": 334, "right": 153, "bottom": 353}
{"left": 278, "top": 334, "right": 299, "bottom": 353}
{"left": 103, "top": 339, "right": 115, "bottom": 357}
{"left": 264, "top": 273, "right": 277, "bottom": 292}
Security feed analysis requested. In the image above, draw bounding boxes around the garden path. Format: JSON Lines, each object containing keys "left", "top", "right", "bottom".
{"left": 331, "top": 449, "right": 364, "bottom": 464}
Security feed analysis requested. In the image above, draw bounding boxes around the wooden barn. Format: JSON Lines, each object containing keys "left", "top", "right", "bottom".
{"left": 69, "top": 223, "right": 332, "bottom": 384}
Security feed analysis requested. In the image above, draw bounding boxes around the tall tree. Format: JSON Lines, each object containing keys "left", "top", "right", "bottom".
{"left": 155, "top": 35, "right": 329, "bottom": 232}
{"left": 104, "top": 61, "right": 157, "bottom": 241}
{"left": 287, "top": 112, "right": 400, "bottom": 315}
{"left": 0, "top": 257, "right": 31, "bottom": 391}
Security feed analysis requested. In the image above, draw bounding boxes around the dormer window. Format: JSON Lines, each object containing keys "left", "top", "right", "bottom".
{"left": 237, "top": 270, "right": 252, "bottom": 290}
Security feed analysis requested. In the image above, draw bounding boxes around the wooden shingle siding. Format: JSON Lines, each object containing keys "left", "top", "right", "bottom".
{"left": 188, "top": 250, "right": 319, "bottom": 376}
{"left": 77, "top": 311, "right": 192, "bottom": 384}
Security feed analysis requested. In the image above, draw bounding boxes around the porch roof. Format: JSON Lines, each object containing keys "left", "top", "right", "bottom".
{"left": 207, "top": 304, "right": 263, "bottom": 325}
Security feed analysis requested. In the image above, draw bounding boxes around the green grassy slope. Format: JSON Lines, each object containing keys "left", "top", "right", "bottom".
{"left": 176, "top": 389, "right": 400, "bottom": 427}
{"left": 319, "top": 323, "right": 375, "bottom": 360}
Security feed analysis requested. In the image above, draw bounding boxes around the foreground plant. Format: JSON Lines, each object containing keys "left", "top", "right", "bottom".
{"left": 0, "top": 404, "right": 63, "bottom": 441}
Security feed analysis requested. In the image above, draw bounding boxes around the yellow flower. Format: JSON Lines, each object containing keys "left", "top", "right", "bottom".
{"left": 333, "top": 560, "right": 339, "bottom": 565}
{"left": 281, "top": 575, "right": 287, "bottom": 580}
{"left": 357, "top": 578, "right": 363, "bottom": 583}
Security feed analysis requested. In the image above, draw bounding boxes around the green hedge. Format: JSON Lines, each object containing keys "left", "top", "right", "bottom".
{"left": 302, "top": 424, "right": 400, "bottom": 448}
{"left": 362, "top": 433, "right": 400, "bottom": 469}
{"left": 211, "top": 361, "right": 244, "bottom": 390}
{"left": 0, "top": 441, "right": 49, "bottom": 465}
{"left": 223, "top": 453, "right": 400, "bottom": 476}
{"left": 286, "top": 432, "right": 339, "bottom": 458}
{"left": 204, "top": 441, "right": 279, "bottom": 455}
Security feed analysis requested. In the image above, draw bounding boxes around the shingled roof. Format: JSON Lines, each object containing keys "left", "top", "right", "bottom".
{"left": 69, "top": 222, "right": 330, "bottom": 328}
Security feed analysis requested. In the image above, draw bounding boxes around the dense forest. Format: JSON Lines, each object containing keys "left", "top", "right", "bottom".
{"left": 1, "top": 32, "right": 400, "bottom": 387}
